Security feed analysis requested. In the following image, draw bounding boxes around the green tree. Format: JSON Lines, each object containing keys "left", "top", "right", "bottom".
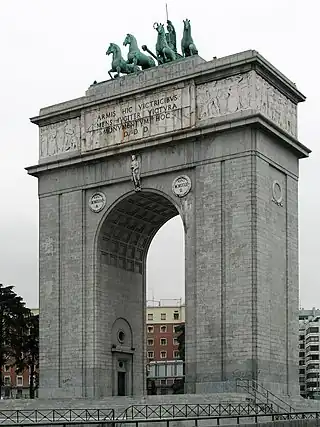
{"left": 12, "top": 313, "right": 39, "bottom": 398}
{"left": 0, "top": 284, "right": 30, "bottom": 397}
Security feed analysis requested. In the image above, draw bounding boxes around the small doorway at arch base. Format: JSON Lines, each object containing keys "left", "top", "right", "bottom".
{"left": 112, "top": 353, "right": 133, "bottom": 396}
{"left": 118, "top": 371, "right": 126, "bottom": 396}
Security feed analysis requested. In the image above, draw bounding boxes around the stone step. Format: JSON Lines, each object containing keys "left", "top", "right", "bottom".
{"left": 0, "top": 392, "right": 252, "bottom": 410}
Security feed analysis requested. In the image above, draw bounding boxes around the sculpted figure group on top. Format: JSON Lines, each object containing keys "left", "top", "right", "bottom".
{"left": 106, "top": 19, "right": 198, "bottom": 79}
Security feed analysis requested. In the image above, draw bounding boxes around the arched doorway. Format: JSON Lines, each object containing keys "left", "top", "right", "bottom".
{"left": 95, "top": 190, "right": 182, "bottom": 397}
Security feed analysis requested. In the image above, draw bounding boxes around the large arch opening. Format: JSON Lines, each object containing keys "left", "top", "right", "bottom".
{"left": 146, "top": 216, "right": 185, "bottom": 395}
{"left": 98, "top": 191, "right": 179, "bottom": 272}
{"left": 96, "top": 190, "right": 183, "bottom": 397}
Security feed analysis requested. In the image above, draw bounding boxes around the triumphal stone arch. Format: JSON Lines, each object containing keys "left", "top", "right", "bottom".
{"left": 27, "top": 50, "right": 309, "bottom": 399}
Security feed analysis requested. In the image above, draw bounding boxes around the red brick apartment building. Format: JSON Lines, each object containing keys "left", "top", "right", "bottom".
{"left": 146, "top": 299, "right": 184, "bottom": 394}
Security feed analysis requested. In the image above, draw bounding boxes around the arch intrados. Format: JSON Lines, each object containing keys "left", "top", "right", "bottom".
{"left": 95, "top": 189, "right": 184, "bottom": 273}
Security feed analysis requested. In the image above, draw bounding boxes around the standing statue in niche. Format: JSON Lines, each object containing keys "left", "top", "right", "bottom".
{"left": 131, "top": 155, "right": 141, "bottom": 191}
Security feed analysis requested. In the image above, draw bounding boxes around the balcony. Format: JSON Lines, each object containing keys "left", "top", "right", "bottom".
{"left": 305, "top": 347, "right": 319, "bottom": 354}
{"left": 306, "top": 377, "right": 320, "bottom": 383}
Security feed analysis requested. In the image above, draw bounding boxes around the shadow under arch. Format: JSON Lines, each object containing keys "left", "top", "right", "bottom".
{"left": 96, "top": 189, "right": 183, "bottom": 273}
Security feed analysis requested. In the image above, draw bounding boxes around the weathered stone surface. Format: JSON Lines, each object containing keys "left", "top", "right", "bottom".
{"left": 39, "top": 118, "right": 80, "bottom": 159}
{"left": 196, "top": 71, "right": 298, "bottom": 138}
{"left": 27, "top": 51, "right": 310, "bottom": 399}
{"left": 83, "top": 85, "right": 192, "bottom": 152}
{"left": 255, "top": 74, "right": 297, "bottom": 137}
{"left": 32, "top": 50, "right": 307, "bottom": 164}
{"left": 196, "top": 71, "right": 255, "bottom": 120}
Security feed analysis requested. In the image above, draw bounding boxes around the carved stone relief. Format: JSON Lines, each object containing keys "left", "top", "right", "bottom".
{"left": 196, "top": 71, "right": 254, "bottom": 121}
{"left": 196, "top": 71, "right": 298, "bottom": 139}
{"left": 38, "top": 71, "right": 298, "bottom": 161}
{"left": 41, "top": 236, "right": 55, "bottom": 255}
{"left": 172, "top": 175, "right": 192, "bottom": 197}
{"left": 272, "top": 180, "right": 284, "bottom": 207}
{"left": 39, "top": 117, "right": 80, "bottom": 159}
{"left": 255, "top": 75, "right": 297, "bottom": 138}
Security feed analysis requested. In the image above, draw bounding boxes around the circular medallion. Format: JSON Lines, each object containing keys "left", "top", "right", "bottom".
{"left": 89, "top": 192, "right": 106, "bottom": 213}
{"left": 272, "top": 180, "right": 283, "bottom": 205}
{"left": 118, "top": 330, "right": 125, "bottom": 344}
{"left": 172, "top": 175, "right": 192, "bottom": 198}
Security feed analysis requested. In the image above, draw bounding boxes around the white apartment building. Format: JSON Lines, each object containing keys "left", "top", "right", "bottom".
{"left": 299, "top": 308, "right": 320, "bottom": 399}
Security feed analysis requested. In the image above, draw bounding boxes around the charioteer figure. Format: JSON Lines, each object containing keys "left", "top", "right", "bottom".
{"left": 166, "top": 20, "right": 177, "bottom": 54}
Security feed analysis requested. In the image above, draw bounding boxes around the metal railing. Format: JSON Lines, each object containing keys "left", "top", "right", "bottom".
{"left": 0, "top": 411, "right": 319, "bottom": 427}
{"left": 236, "top": 378, "right": 293, "bottom": 413}
{"left": 0, "top": 403, "right": 275, "bottom": 425}
{"left": 0, "top": 409, "right": 115, "bottom": 425}
{"left": 119, "top": 403, "right": 274, "bottom": 420}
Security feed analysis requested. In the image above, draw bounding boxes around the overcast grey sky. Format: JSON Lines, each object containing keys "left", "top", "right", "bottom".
{"left": 0, "top": 0, "right": 318, "bottom": 309}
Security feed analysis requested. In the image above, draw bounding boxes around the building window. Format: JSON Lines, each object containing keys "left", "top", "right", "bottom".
{"left": 4, "top": 376, "right": 10, "bottom": 386}
{"left": 174, "top": 350, "right": 180, "bottom": 358}
{"left": 160, "top": 338, "right": 167, "bottom": 346}
{"left": 16, "top": 376, "right": 23, "bottom": 387}
{"left": 147, "top": 326, "right": 154, "bottom": 333}
{"left": 307, "top": 372, "right": 320, "bottom": 379}
{"left": 160, "top": 351, "right": 167, "bottom": 359}
{"left": 4, "top": 365, "right": 10, "bottom": 372}
{"left": 299, "top": 352, "right": 305, "bottom": 358}
{"left": 147, "top": 351, "right": 154, "bottom": 359}
{"left": 160, "top": 325, "right": 167, "bottom": 333}
{"left": 307, "top": 382, "right": 318, "bottom": 388}
{"left": 299, "top": 360, "right": 305, "bottom": 366}
{"left": 307, "top": 327, "right": 319, "bottom": 334}
{"left": 160, "top": 379, "right": 166, "bottom": 385}
{"left": 307, "top": 364, "right": 320, "bottom": 370}
{"left": 173, "top": 311, "right": 179, "bottom": 320}
{"left": 299, "top": 369, "right": 305, "bottom": 375}
{"left": 161, "top": 313, "right": 166, "bottom": 320}
{"left": 173, "top": 338, "right": 179, "bottom": 345}
{"left": 299, "top": 344, "right": 305, "bottom": 349}
{"left": 299, "top": 335, "right": 305, "bottom": 341}
{"left": 309, "top": 345, "right": 319, "bottom": 352}
{"left": 174, "top": 325, "right": 181, "bottom": 333}
{"left": 148, "top": 313, "right": 153, "bottom": 321}
{"left": 147, "top": 339, "right": 154, "bottom": 346}
{"left": 306, "top": 336, "right": 319, "bottom": 343}
{"left": 307, "top": 354, "right": 319, "bottom": 361}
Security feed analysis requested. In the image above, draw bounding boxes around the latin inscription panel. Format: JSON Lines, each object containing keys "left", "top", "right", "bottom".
{"left": 83, "top": 86, "right": 192, "bottom": 151}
